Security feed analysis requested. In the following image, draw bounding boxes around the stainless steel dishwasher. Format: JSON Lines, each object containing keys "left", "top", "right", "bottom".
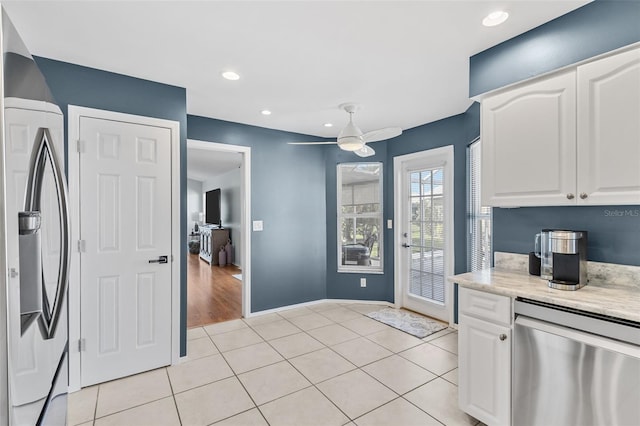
{"left": 513, "top": 298, "right": 640, "bottom": 426}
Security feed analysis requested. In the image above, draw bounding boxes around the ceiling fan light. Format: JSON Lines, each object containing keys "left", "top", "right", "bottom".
{"left": 338, "top": 135, "right": 365, "bottom": 151}
{"left": 338, "top": 119, "right": 364, "bottom": 150}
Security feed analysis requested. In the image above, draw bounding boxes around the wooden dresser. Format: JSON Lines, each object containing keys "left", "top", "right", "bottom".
{"left": 199, "top": 226, "right": 230, "bottom": 265}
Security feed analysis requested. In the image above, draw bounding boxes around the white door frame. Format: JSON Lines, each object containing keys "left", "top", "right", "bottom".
{"left": 187, "top": 139, "right": 252, "bottom": 319}
{"left": 67, "top": 106, "right": 181, "bottom": 391}
{"left": 393, "top": 146, "right": 455, "bottom": 324}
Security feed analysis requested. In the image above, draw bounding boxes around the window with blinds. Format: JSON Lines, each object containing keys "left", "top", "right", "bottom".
{"left": 468, "top": 139, "right": 492, "bottom": 271}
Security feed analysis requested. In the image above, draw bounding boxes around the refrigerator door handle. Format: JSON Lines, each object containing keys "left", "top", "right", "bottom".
{"left": 23, "top": 127, "right": 71, "bottom": 340}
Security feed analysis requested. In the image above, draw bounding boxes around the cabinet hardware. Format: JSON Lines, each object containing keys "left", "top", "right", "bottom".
{"left": 579, "top": 192, "right": 588, "bottom": 199}
{"left": 499, "top": 334, "right": 507, "bottom": 341}
{"left": 566, "top": 193, "right": 575, "bottom": 200}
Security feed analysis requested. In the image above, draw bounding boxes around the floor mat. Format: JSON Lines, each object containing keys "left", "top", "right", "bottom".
{"left": 367, "top": 308, "right": 447, "bottom": 338}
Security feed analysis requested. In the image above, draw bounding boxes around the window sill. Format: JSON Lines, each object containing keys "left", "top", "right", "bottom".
{"left": 338, "top": 268, "right": 384, "bottom": 275}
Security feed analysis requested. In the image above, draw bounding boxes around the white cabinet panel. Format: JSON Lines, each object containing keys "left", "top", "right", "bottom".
{"left": 459, "top": 313, "right": 511, "bottom": 426}
{"left": 482, "top": 71, "right": 577, "bottom": 207}
{"left": 482, "top": 46, "right": 640, "bottom": 207}
{"left": 577, "top": 47, "right": 640, "bottom": 205}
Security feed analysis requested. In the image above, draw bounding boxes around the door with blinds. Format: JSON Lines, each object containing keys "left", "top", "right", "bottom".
{"left": 395, "top": 146, "right": 454, "bottom": 322}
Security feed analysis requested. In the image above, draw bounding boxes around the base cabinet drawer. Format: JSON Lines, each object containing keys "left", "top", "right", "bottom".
{"left": 459, "top": 313, "right": 511, "bottom": 426}
{"left": 459, "top": 287, "right": 511, "bottom": 326}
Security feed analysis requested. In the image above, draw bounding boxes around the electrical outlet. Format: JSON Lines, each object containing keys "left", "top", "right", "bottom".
{"left": 360, "top": 278, "right": 367, "bottom": 288}
{"left": 252, "top": 220, "right": 263, "bottom": 231}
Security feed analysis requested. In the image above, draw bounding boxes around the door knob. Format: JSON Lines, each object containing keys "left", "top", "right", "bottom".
{"left": 402, "top": 243, "right": 411, "bottom": 248}
{"left": 149, "top": 255, "right": 168, "bottom": 264}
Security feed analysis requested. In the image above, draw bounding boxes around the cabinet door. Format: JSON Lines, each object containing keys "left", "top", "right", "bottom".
{"left": 459, "top": 313, "right": 511, "bottom": 426}
{"left": 577, "top": 47, "right": 640, "bottom": 205}
{"left": 482, "top": 71, "right": 577, "bottom": 207}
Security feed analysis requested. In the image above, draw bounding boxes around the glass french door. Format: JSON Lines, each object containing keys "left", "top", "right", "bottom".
{"left": 396, "top": 147, "right": 453, "bottom": 322}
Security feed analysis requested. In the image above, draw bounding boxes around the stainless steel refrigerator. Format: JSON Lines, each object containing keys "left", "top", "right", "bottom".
{"left": 0, "top": 7, "right": 70, "bottom": 426}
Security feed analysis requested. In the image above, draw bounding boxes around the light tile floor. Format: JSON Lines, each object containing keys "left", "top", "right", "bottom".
{"left": 68, "top": 302, "right": 481, "bottom": 426}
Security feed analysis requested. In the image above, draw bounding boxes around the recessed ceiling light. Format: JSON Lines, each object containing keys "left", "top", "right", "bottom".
{"left": 221, "top": 71, "right": 240, "bottom": 81}
{"left": 261, "top": 110, "right": 272, "bottom": 115}
{"left": 483, "top": 11, "right": 509, "bottom": 27}
{"left": 324, "top": 123, "right": 333, "bottom": 128}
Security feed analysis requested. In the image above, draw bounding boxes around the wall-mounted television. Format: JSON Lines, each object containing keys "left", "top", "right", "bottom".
{"left": 205, "top": 188, "right": 221, "bottom": 227}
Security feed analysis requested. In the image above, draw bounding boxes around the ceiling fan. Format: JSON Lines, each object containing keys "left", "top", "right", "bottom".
{"left": 288, "top": 103, "right": 402, "bottom": 157}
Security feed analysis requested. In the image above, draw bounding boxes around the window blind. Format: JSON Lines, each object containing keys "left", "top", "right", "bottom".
{"left": 468, "top": 139, "right": 492, "bottom": 271}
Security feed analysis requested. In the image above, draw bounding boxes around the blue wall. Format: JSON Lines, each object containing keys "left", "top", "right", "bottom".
{"left": 470, "top": 0, "right": 640, "bottom": 267}
{"left": 325, "top": 103, "right": 480, "bottom": 302}
{"left": 494, "top": 206, "right": 640, "bottom": 266}
{"left": 34, "top": 58, "right": 190, "bottom": 355}
{"left": 187, "top": 116, "right": 328, "bottom": 311}
{"left": 470, "top": 0, "right": 640, "bottom": 96}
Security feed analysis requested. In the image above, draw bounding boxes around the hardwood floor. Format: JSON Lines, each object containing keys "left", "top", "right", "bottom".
{"left": 187, "top": 253, "right": 242, "bottom": 328}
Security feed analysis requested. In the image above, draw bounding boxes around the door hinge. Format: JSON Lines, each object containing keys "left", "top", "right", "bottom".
{"left": 78, "top": 338, "right": 86, "bottom": 352}
{"left": 77, "top": 140, "right": 85, "bottom": 153}
{"left": 9, "top": 268, "right": 18, "bottom": 278}
{"left": 77, "top": 240, "right": 86, "bottom": 252}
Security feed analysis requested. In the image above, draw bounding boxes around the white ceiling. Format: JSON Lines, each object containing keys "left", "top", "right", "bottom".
{"left": 186, "top": 142, "right": 242, "bottom": 181}
{"left": 3, "top": 0, "right": 590, "bottom": 141}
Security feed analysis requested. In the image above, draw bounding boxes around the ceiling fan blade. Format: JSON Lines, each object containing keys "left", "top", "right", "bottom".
{"left": 288, "top": 141, "right": 337, "bottom": 145}
{"left": 354, "top": 144, "right": 375, "bottom": 158}
{"left": 363, "top": 127, "right": 402, "bottom": 143}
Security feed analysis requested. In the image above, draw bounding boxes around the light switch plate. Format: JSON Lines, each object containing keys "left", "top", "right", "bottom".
{"left": 253, "top": 220, "right": 263, "bottom": 231}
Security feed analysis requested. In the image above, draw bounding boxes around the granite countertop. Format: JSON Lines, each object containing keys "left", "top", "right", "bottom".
{"left": 448, "top": 257, "right": 640, "bottom": 323}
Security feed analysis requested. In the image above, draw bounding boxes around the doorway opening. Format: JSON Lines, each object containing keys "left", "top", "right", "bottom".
{"left": 186, "top": 140, "right": 251, "bottom": 328}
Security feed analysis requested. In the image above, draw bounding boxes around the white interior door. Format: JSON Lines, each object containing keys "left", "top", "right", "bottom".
{"left": 78, "top": 116, "right": 172, "bottom": 386}
{"left": 395, "top": 146, "right": 454, "bottom": 322}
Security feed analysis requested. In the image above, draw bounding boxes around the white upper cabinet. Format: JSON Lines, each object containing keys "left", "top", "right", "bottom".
{"left": 482, "top": 71, "right": 577, "bottom": 207}
{"left": 577, "top": 47, "right": 640, "bottom": 205}
{"left": 482, "top": 46, "right": 640, "bottom": 207}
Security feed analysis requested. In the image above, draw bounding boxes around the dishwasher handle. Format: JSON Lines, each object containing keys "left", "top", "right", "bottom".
{"left": 515, "top": 316, "right": 640, "bottom": 359}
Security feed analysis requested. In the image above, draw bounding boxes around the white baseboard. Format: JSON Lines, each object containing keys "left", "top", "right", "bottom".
{"left": 245, "top": 298, "right": 394, "bottom": 318}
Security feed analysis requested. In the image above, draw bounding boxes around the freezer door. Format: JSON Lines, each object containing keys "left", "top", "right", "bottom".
{"left": 5, "top": 107, "right": 68, "bottom": 425}
{"left": 513, "top": 316, "right": 640, "bottom": 426}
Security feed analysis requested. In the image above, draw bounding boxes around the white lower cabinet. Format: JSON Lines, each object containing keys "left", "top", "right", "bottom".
{"left": 459, "top": 287, "right": 512, "bottom": 426}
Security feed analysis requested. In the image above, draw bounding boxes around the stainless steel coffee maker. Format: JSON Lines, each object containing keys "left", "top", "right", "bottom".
{"left": 536, "top": 229, "right": 588, "bottom": 290}
{"left": 549, "top": 230, "right": 588, "bottom": 290}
